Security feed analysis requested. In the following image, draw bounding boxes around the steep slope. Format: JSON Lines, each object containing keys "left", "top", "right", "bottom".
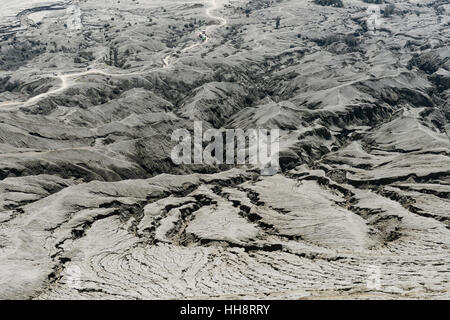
{"left": 0, "top": 0, "right": 449, "bottom": 299}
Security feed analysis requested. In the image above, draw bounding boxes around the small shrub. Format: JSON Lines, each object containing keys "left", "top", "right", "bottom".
{"left": 383, "top": 3, "right": 395, "bottom": 17}
{"left": 275, "top": 16, "right": 281, "bottom": 29}
{"left": 362, "top": 0, "right": 384, "bottom": 4}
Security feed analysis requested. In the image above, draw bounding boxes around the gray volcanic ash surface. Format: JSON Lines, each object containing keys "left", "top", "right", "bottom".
{"left": 0, "top": 0, "right": 449, "bottom": 299}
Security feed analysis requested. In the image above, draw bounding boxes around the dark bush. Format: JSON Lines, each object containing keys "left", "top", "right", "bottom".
{"left": 383, "top": 4, "right": 396, "bottom": 17}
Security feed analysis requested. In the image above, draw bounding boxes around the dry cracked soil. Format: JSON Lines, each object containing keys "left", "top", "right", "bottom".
{"left": 0, "top": 0, "right": 449, "bottom": 299}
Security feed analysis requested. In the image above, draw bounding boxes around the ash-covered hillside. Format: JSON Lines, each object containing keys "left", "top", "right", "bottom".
{"left": 0, "top": 0, "right": 449, "bottom": 299}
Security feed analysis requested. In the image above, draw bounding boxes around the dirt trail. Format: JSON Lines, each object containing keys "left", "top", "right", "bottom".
{"left": 0, "top": 0, "right": 228, "bottom": 108}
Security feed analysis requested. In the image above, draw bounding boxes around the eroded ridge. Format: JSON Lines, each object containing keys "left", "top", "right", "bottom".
{"left": 0, "top": 0, "right": 449, "bottom": 299}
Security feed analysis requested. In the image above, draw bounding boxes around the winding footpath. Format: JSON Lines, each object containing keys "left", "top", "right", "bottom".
{"left": 163, "top": 0, "right": 227, "bottom": 67}
{"left": 0, "top": 0, "right": 228, "bottom": 108}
